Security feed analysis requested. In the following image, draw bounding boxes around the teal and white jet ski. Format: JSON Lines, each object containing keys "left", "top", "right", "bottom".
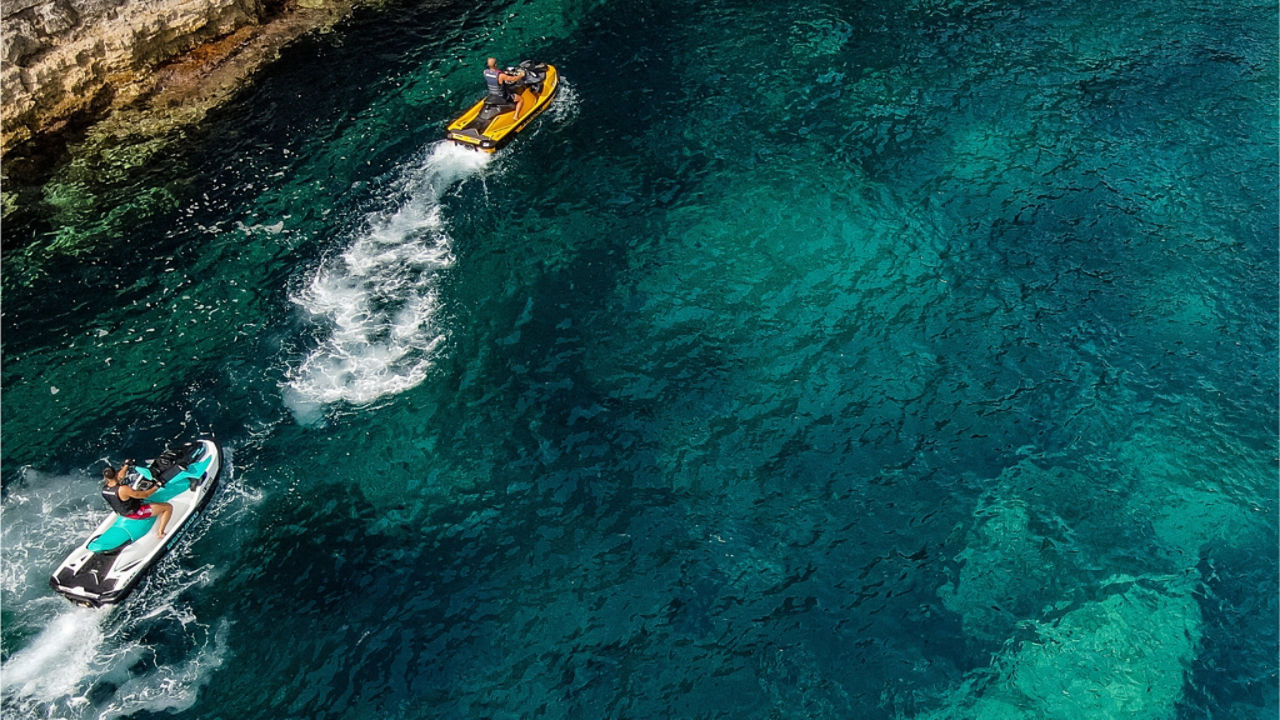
{"left": 50, "top": 438, "right": 223, "bottom": 607}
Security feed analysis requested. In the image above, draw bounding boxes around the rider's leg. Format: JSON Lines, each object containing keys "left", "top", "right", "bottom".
{"left": 151, "top": 502, "right": 173, "bottom": 538}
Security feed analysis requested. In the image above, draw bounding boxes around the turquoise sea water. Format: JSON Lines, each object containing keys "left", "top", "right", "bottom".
{"left": 2, "top": 0, "right": 1276, "bottom": 717}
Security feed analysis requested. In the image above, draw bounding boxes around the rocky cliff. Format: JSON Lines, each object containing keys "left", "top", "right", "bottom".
{"left": 1, "top": 0, "right": 351, "bottom": 153}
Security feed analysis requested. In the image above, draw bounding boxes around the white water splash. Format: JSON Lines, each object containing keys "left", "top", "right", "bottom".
{"left": 2, "top": 614, "right": 229, "bottom": 720}
{"left": 93, "top": 621, "right": 229, "bottom": 720}
{"left": 0, "top": 469, "right": 101, "bottom": 601}
{"left": 2, "top": 608, "right": 109, "bottom": 700}
{"left": 284, "top": 141, "right": 491, "bottom": 422}
{"left": 547, "top": 78, "right": 581, "bottom": 125}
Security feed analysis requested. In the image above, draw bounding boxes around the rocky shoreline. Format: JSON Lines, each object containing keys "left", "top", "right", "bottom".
{"left": 2, "top": 0, "right": 360, "bottom": 169}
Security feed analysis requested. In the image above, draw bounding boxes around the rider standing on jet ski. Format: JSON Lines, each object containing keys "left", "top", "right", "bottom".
{"left": 484, "top": 57, "right": 526, "bottom": 118}
{"left": 102, "top": 461, "right": 173, "bottom": 539}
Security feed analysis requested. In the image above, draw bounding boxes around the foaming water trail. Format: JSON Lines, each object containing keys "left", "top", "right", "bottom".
{"left": 2, "top": 608, "right": 109, "bottom": 700}
{"left": 284, "top": 141, "right": 491, "bottom": 422}
{"left": 547, "top": 79, "right": 581, "bottom": 125}
{"left": 2, "top": 614, "right": 227, "bottom": 720}
{"left": 94, "top": 621, "right": 229, "bottom": 719}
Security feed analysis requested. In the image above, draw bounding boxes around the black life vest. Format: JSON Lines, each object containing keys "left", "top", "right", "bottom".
{"left": 101, "top": 482, "right": 141, "bottom": 516}
{"left": 484, "top": 67, "right": 503, "bottom": 97}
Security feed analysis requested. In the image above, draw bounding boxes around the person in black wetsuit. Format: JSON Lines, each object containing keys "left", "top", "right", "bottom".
{"left": 102, "top": 461, "right": 173, "bottom": 539}
{"left": 484, "top": 57, "right": 526, "bottom": 118}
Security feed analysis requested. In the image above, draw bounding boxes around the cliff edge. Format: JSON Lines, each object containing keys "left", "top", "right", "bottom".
{"left": 1, "top": 0, "right": 354, "bottom": 154}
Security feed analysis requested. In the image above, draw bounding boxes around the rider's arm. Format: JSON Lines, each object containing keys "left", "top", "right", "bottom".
{"left": 499, "top": 69, "right": 525, "bottom": 84}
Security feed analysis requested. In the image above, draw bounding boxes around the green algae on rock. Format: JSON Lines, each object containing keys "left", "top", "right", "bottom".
{"left": 1, "top": 0, "right": 361, "bottom": 281}
{"left": 1, "top": 0, "right": 358, "bottom": 153}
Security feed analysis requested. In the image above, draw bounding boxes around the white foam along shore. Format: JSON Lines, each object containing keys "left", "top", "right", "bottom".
{"left": 284, "top": 141, "right": 491, "bottom": 421}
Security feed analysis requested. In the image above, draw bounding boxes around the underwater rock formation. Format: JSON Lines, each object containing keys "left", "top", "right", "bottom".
{"left": 921, "top": 576, "right": 1202, "bottom": 719}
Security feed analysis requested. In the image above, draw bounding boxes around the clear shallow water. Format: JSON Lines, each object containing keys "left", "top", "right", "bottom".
{"left": 2, "top": 0, "right": 1276, "bottom": 717}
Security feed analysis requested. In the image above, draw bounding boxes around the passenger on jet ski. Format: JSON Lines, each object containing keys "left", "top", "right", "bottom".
{"left": 484, "top": 57, "right": 527, "bottom": 118}
{"left": 101, "top": 461, "right": 173, "bottom": 539}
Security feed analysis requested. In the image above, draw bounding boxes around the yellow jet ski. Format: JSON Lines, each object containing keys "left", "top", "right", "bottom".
{"left": 446, "top": 61, "right": 559, "bottom": 152}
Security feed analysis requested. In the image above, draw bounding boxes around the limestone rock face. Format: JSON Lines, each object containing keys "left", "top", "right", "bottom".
{"left": 1, "top": 0, "right": 270, "bottom": 149}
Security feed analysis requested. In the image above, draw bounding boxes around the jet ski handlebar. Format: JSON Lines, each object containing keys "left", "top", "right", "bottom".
{"left": 130, "top": 471, "right": 159, "bottom": 491}
{"left": 500, "top": 62, "right": 548, "bottom": 93}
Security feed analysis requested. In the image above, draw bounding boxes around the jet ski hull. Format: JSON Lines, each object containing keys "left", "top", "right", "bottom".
{"left": 49, "top": 439, "right": 223, "bottom": 607}
{"left": 446, "top": 62, "right": 559, "bottom": 152}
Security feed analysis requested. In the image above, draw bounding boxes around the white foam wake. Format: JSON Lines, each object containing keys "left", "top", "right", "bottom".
{"left": 547, "top": 79, "right": 581, "bottom": 125}
{"left": 2, "top": 608, "right": 108, "bottom": 701}
{"left": 284, "top": 141, "right": 490, "bottom": 421}
{"left": 94, "top": 620, "right": 229, "bottom": 719}
{"left": 2, "top": 613, "right": 228, "bottom": 720}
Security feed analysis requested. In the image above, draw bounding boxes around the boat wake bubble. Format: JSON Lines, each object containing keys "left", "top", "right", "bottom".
{"left": 547, "top": 79, "right": 581, "bottom": 125}
{"left": 2, "top": 614, "right": 228, "bottom": 720}
{"left": 1, "top": 606, "right": 108, "bottom": 702}
{"left": 284, "top": 141, "right": 491, "bottom": 424}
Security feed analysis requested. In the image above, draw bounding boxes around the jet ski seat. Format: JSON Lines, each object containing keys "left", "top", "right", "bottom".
{"left": 86, "top": 534, "right": 132, "bottom": 554}
{"left": 466, "top": 101, "right": 514, "bottom": 132}
{"left": 87, "top": 522, "right": 149, "bottom": 553}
